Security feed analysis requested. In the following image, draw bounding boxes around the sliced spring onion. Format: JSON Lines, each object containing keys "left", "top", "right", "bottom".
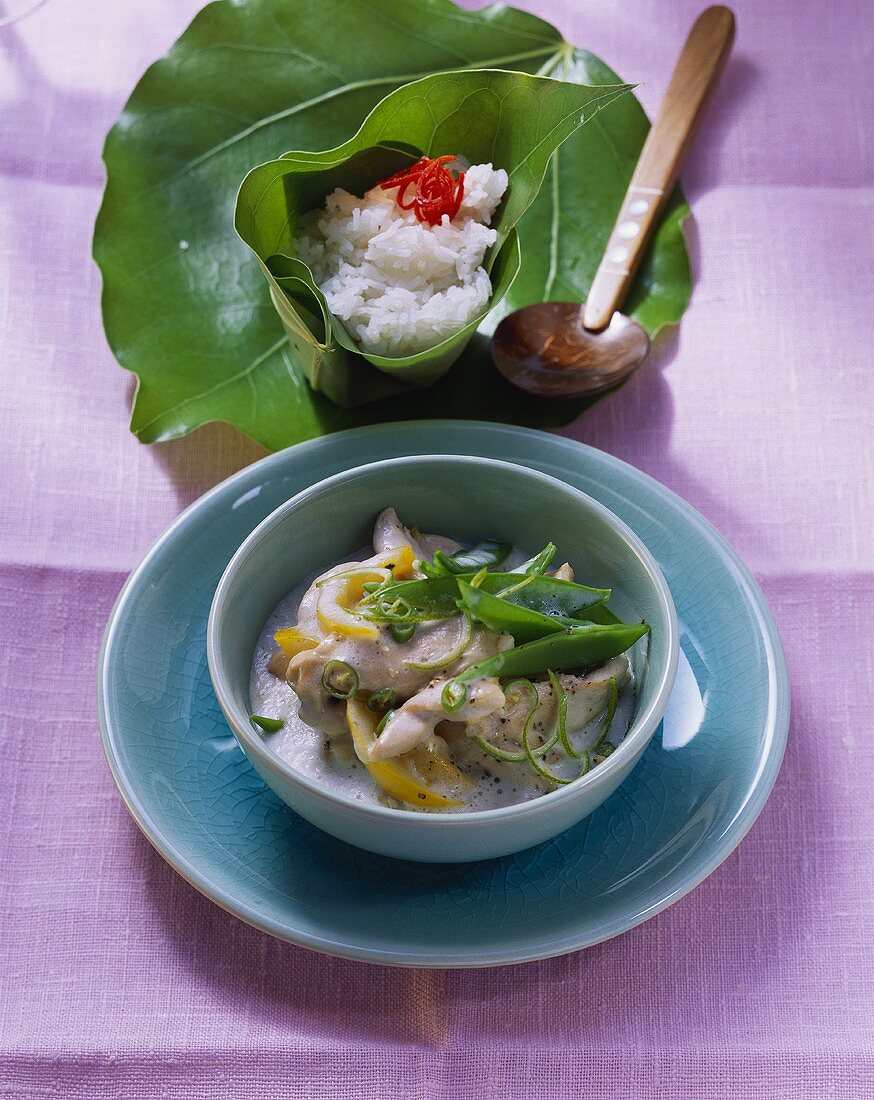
{"left": 250, "top": 714, "right": 284, "bottom": 733}
{"left": 360, "top": 581, "right": 458, "bottom": 623}
{"left": 441, "top": 679, "right": 468, "bottom": 713}
{"left": 505, "top": 678, "right": 559, "bottom": 758}
{"left": 321, "top": 659, "right": 359, "bottom": 699}
{"left": 389, "top": 622, "right": 416, "bottom": 643}
{"left": 372, "top": 595, "right": 413, "bottom": 620}
{"left": 522, "top": 688, "right": 574, "bottom": 786}
{"left": 367, "top": 688, "right": 397, "bottom": 712}
{"left": 404, "top": 614, "right": 472, "bottom": 671}
{"left": 473, "top": 679, "right": 556, "bottom": 763}
{"left": 504, "top": 678, "right": 537, "bottom": 707}
{"left": 593, "top": 742, "right": 617, "bottom": 763}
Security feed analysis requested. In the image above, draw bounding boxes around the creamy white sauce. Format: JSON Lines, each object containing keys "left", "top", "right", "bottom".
{"left": 249, "top": 559, "right": 636, "bottom": 814}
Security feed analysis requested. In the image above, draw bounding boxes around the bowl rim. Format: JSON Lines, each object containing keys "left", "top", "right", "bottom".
{"left": 206, "top": 453, "right": 679, "bottom": 826}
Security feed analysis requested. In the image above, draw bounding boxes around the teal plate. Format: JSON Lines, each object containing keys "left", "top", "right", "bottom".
{"left": 98, "top": 423, "right": 789, "bottom": 967}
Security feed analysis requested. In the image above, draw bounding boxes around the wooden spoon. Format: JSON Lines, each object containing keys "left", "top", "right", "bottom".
{"left": 491, "top": 6, "right": 735, "bottom": 398}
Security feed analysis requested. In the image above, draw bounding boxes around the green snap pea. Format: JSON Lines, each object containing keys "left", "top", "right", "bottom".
{"left": 452, "top": 621, "right": 649, "bottom": 684}
{"left": 361, "top": 576, "right": 461, "bottom": 621}
{"left": 458, "top": 580, "right": 583, "bottom": 643}
{"left": 574, "top": 602, "right": 622, "bottom": 626}
{"left": 491, "top": 575, "right": 610, "bottom": 616}
{"left": 360, "top": 573, "right": 610, "bottom": 623}
{"left": 389, "top": 622, "right": 416, "bottom": 643}
{"left": 420, "top": 540, "right": 511, "bottom": 578}
{"left": 516, "top": 542, "right": 557, "bottom": 575}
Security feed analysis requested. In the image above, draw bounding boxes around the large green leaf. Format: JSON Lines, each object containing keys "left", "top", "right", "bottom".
{"left": 94, "top": 0, "right": 691, "bottom": 451}
{"left": 235, "top": 69, "right": 631, "bottom": 406}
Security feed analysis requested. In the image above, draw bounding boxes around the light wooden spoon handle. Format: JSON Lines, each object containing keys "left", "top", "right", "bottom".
{"left": 582, "top": 5, "right": 735, "bottom": 331}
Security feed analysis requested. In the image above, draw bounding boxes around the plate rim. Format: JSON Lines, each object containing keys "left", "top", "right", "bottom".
{"left": 98, "top": 421, "right": 790, "bottom": 966}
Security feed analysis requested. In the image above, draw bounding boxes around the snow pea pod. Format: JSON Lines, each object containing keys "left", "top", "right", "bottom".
{"left": 452, "top": 621, "right": 649, "bottom": 684}
{"left": 516, "top": 542, "right": 557, "bottom": 575}
{"left": 360, "top": 575, "right": 462, "bottom": 622}
{"left": 490, "top": 575, "right": 611, "bottom": 616}
{"left": 360, "top": 573, "right": 610, "bottom": 623}
{"left": 420, "top": 540, "right": 512, "bottom": 578}
{"left": 575, "top": 602, "right": 622, "bottom": 626}
{"left": 457, "top": 580, "right": 580, "bottom": 643}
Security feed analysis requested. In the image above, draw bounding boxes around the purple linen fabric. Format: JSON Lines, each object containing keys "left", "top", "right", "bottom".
{"left": 1, "top": 0, "right": 872, "bottom": 1095}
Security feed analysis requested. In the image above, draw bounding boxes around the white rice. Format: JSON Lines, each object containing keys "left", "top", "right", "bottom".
{"left": 295, "top": 162, "right": 508, "bottom": 357}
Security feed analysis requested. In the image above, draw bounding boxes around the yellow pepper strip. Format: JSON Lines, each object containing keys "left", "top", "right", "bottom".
{"left": 346, "top": 698, "right": 464, "bottom": 809}
{"left": 409, "top": 745, "right": 476, "bottom": 791}
{"left": 273, "top": 627, "right": 318, "bottom": 658}
{"left": 317, "top": 569, "right": 386, "bottom": 639}
{"left": 381, "top": 544, "right": 417, "bottom": 580}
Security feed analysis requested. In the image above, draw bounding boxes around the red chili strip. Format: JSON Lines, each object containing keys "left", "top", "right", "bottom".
{"left": 377, "top": 155, "right": 466, "bottom": 225}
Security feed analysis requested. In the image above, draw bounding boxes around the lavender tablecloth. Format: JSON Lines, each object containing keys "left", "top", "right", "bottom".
{"left": 2, "top": 0, "right": 872, "bottom": 1095}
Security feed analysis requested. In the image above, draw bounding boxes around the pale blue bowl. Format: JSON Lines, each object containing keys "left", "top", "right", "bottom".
{"left": 207, "top": 455, "right": 678, "bottom": 862}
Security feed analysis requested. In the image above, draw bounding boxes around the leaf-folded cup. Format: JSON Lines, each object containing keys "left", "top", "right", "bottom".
{"left": 235, "top": 69, "right": 632, "bottom": 408}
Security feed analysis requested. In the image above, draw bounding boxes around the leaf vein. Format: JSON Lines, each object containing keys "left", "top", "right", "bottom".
{"left": 133, "top": 335, "right": 287, "bottom": 435}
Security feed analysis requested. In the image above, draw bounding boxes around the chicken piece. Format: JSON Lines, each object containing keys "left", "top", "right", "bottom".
{"left": 552, "top": 562, "right": 575, "bottom": 582}
{"left": 267, "top": 650, "right": 292, "bottom": 679}
{"left": 286, "top": 620, "right": 512, "bottom": 735}
{"left": 369, "top": 678, "right": 506, "bottom": 761}
{"left": 417, "top": 532, "right": 462, "bottom": 558}
{"left": 467, "top": 656, "right": 630, "bottom": 750}
{"left": 371, "top": 507, "right": 460, "bottom": 562}
{"left": 403, "top": 617, "right": 513, "bottom": 674}
{"left": 372, "top": 507, "right": 425, "bottom": 557}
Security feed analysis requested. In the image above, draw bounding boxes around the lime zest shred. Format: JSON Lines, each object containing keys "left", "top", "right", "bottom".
{"left": 547, "top": 669, "right": 577, "bottom": 759}
{"left": 591, "top": 677, "right": 619, "bottom": 751}
{"left": 404, "top": 614, "right": 473, "bottom": 670}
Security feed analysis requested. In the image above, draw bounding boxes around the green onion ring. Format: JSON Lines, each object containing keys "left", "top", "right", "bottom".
{"left": 441, "top": 679, "right": 468, "bottom": 713}
{"left": 367, "top": 688, "right": 397, "bottom": 711}
{"left": 522, "top": 685, "right": 574, "bottom": 786}
{"left": 389, "top": 622, "right": 416, "bottom": 643}
{"left": 474, "top": 679, "right": 558, "bottom": 764}
{"left": 321, "top": 659, "right": 359, "bottom": 699}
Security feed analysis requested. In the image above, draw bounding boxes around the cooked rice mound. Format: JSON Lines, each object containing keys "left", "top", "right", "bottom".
{"left": 296, "top": 162, "right": 509, "bottom": 357}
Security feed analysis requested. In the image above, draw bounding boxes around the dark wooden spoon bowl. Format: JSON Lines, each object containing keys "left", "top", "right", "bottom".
{"left": 491, "top": 305, "right": 650, "bottom": 398}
